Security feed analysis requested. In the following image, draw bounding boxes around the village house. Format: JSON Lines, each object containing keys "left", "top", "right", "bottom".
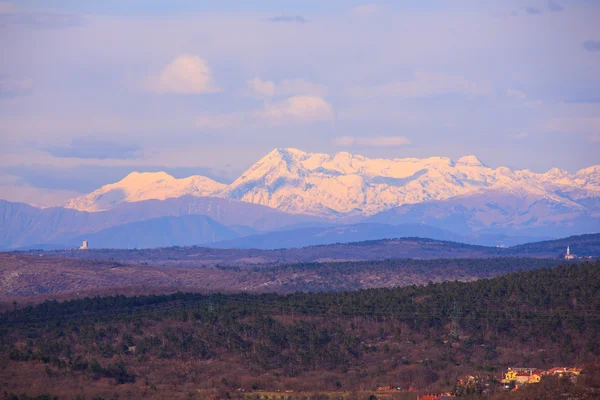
{"left": 528, "top": 370, "right": 543, "bottom": 383}
{"left": 515, "top": 372, "right": 531, "bottom": 384}
{"left": 501, "top": 365, "right": 584, "bottom": 388}
{"left": 503, "top": 367, "right": 537, "bottom": 383}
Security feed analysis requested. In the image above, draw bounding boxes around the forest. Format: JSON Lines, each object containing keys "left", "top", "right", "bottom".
{"left": 1, "top": 261, "right": 599, "bottom": 399}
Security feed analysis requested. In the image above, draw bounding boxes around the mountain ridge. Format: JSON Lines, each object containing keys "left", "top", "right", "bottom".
{"left": 63, "top": 148, "right": 600, "bottom": 219}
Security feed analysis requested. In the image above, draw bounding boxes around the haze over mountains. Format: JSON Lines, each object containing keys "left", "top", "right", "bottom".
{"left": 2, "top": 148, "right": 599, "bottom": 250}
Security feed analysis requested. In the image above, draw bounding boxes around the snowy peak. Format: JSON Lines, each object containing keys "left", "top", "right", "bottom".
{"left": 64, "top": 149, "right": 600, "bottom": 218}
{"left": 119, "top": 171, "right": 173, "bottom": 183}
{"left": 65, "top": 171, "right": 227, "bottom": 212}
{"left": 222, "top": 149, "right": 600, "bottom": 216}
{"left": 456, "top": 155, "right": 486, "bottom": 167}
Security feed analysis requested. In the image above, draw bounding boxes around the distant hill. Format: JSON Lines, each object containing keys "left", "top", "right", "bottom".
{"left": 506, "top": 233, "right": 600, "bottom": 258}
{"left": 213, "top": 222, "right": 554, "bottom": 249}
{"left": 0, "top": 197, "right": 322, "bottom": 249}
{"left": 67, "top": 215, "right": 240, "bottom": 249}
{"left": 366, "top": 189, "right": 600, "bottom": 237}
{"left": 20, "top": 233, "right": 599, "bottom": 266}
{"left": 211, "top": 223, "right": 464, "bottom": 249}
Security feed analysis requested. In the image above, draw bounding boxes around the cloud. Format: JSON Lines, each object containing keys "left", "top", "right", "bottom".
{"left": 0, "top": 8, "right": 84, "bottom": 29}
{"left": 352, "top": 4, "right": 382, "bottom": 15}
{"left": 267, "top": 15, "right": 309, "bottom": 24}
{"left": 0, "top": 75, "right": 33, "bottom": 98}
{"left": 525, "top": 7, "right": 542, "bottom": 15}
{"left": 260, "top": 96, "right": 334, "bottom": 126}
{"left": 332, "top": 135, "right": 411, "bottom": 147}
{"left": 1, "top": 163, "right": 235, "bottom": 196}
{"left": 583, "top": 40, "right": 600, "bottom": 52}
{"left": 196, "top": 113, "right": 243, "bottom": 131}
{"left": 247, "top": 78, "right": 276, "bottom": 97}
{"left": 196, "top": 95, "right": 334, "bottom": 129}
{"left": 45, "top": 138, "right": 142, "bottom": 160}
{"left": 0, "top": 175, "right": 82, "bottom": 207}
{"left": 547, "top": 0, "right": 564, "bottom": 12}
{"left": 546, "top": 117, "right": 600, "bottom": 142}
{"left": 511, "top": 132, "right": 530, "bottom": 139}
{"left": 506, "top": 88, "right": 527, "bottom": 99}
{"left": 246, "top": 78, "right": 328, "bottom": 98}
{"left": 351, "top": 71, "right": 490, "bottom": 98}
{"left": 148, "top": 55, "right": 220, "bottom": 94}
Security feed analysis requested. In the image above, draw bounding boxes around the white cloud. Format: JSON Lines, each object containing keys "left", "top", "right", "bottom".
{"left": 546, "top": 117, "right": 600, "bottom": 135}
{"left": 351, "top": 70, "right": 490, "bottom": 98}
{"left": 246, "top": 77, "right": 327, "bottom": 98}
{"left": 506, "top": 88, "right": 527, "bottom": 99}
{"left": 196, "top": 113, "right": 243, "bottom": 131}
{"left": 149, "top": 55, "right": 220, "bottom": 94}
{"left": 0, "top": 174, "right": 82, "bottom": 207}
{"left": 352, "top": 4, "right": 382, "bottom": 15}
{"left": 261, "top": 95, "right": 334, "bottom": 125}
{"left": 196, "top": 95, "right": 334, "bottom": 129}
{"left": 247, "top": 78, "right": 276, "bottom": 97}
{"left": 332, "top": 135, "right": 411, "bottom": 147}
{"left": 511, "top": 131, "right": 529, "bottom": 139}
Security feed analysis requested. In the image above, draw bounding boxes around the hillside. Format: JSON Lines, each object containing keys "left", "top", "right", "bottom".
{"left": 0, "top": 252, "right": 568, "bottom": 299}
{"left": 1, "top": 262, "right": 599, "bottom": 398}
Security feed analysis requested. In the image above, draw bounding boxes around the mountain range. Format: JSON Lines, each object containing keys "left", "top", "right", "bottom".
{"left": 2, "top": 148, "right": 599, "bottom": 249}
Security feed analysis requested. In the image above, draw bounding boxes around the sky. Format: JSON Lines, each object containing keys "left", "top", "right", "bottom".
{"left": 1, "top": 0, "right": 599, "bottom": 206}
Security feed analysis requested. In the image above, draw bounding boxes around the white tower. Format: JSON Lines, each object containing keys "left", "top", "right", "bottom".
{"left": 567, "top": 246, "right": 570, "bottom": 255}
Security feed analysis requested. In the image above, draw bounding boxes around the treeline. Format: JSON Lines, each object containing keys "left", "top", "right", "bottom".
{"left": 1, "top": 260, "right": 594, "bottom": 328}
{"left": 0, "top": 262, "right": 599, "bottom": 397}
{"left": 259, "top": 257, "right": 566, "bottom": 275}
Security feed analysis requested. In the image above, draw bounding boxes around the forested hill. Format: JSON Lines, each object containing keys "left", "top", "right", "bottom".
{"left": 506, "top": 233, "right": 600, "bottom": 257}
{"left": 1, "top": 262, "right": 599, "bottom": 398}
{"left": 1, "top": 262, "right": 598, "bottom": 398}
{"left": 19, "top": 232, "right": 600, "bottom": 266}
{"left": 4, "top": 261, "right": 599, "bottom": 326}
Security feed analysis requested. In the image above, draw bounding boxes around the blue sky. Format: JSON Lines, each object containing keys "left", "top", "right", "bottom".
{"left": 0, "top": 0, "right": 599, "bottom": 205}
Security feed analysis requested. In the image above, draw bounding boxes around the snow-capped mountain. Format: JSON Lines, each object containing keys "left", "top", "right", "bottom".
{"left": 222, "top": 148, "right": 600, "bottom": 217}
{"left": 64, "top": 148, "right": 600, "bottom": 218}
{"left": 65, "top": 171, "right": 226, "bottom": 212}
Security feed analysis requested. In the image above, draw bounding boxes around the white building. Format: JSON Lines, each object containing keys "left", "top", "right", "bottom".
{"left": 564, "top": 245, "right": 576, "bottom": 260}
{"left": 79, "top": 240, "right": 89, "bottom": 250}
